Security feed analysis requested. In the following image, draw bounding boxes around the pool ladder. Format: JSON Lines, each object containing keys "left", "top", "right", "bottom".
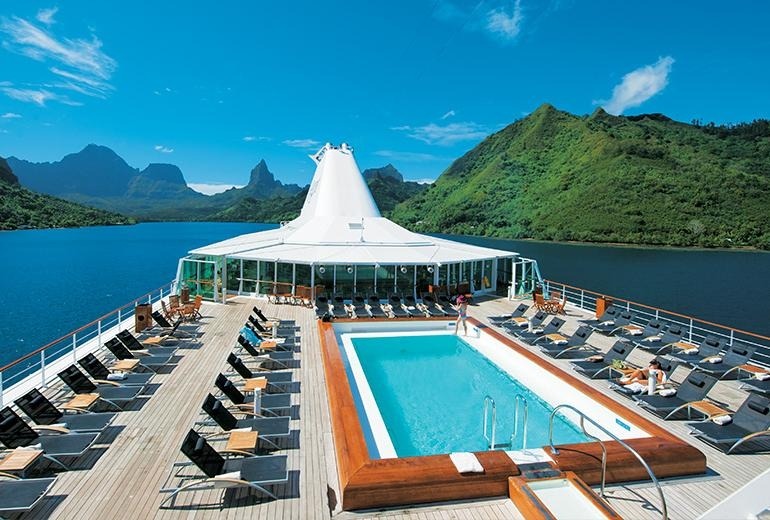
{"left": 483, "top": 394, "right": 528, "bottom": 450}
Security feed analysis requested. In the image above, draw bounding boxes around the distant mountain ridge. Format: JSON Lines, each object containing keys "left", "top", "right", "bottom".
{"left": 390, "top": 103, "right": 770, "bottom": 249}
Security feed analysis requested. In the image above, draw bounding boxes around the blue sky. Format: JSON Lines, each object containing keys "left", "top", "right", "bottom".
{"left": 1, "top": 1, "right": 769, "bottom": 193}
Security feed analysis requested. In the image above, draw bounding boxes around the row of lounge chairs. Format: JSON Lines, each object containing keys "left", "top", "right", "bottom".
{"left": 314, "top": 294, "right": 461, "bottom": 320}
{"left": 489, "top": 302, "right": 770, "bottom": 454}
{"left": 160, "top": 306, "right": 299, "bottom": 507}
{"left": 0, "top": 304, "right": 203, "bottom": 516}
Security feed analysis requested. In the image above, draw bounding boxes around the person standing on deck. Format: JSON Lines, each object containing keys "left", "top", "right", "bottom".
{"left": 454, "top": 294, "right": 469, "bottom": 335}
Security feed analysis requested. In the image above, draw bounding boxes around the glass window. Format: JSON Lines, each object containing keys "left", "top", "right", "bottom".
{"left": 314, "top": 265, "right": 330, "bottom": 298}
{"left": 376, "top": 265, "right": 395, "bottom": 296}
{"left": 276, "top": 262, "right": 293, "bottom": 294}
{"left": 416, "top": 265, "right": 433, "bottom": 298}
{"left": 241, "top": 260, "right": 258, "bottom": 294}
{"left": 335, "top": 265, "right": 355, "bottom": 296}
{"left": 355, "top": 265, "right": 375, "bottom": 295}
{"left": 226, "top": 258, "right": 240, "bottom": 292}
{"left": 258, "top": 261, "right": 275, "bottom": 295}
{"left": 471, "top": 261, "right": 482, "bottom": 292}
{"left": 483, "top": 259, "right": 494, "bottom": 290}
{"left": 396, "top": 265, "right": 414, "bottom": 297}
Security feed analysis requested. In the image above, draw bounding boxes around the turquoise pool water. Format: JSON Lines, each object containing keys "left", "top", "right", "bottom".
{"left": 350, "top": 333, "right": 590, "bottom": 458}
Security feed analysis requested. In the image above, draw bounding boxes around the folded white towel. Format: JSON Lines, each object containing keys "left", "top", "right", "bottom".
{"left": 624, "top": 382, "right": 646, "bottom": 394}
{"left": 552, "top": 339, "right": 568, "bottom": 345}
{"left": 658, "top": 388, "right": 677, "bottom": 397}
{"left": 712, "top": 415, "right": 732, "bottom": 425}
{"left": 643, "top": 336, "right": 661, "bottom": 343}
{"left": 627, "top": 329, "right": 643, "bottom": 336}
{"left": 531, "top": 328, "right": 544, "bottom": 334}
{"left": 231, "top": 427, "right": 251, "bottom": 433}
{"left": 705, "top": 356, "right": 723, "bottom": 364}
{"left": 517, "top": 321, "right": 528, "bottom": 327}
{"left": 600, "top": 320, "right": 614, "bottom": 326}
{"left": 20, "top": 443, "right": 42, "bottom": 451}
{"left": 449, "top": 452, "right": 484, "bottom": 474}
{"left": 755, "top": 372, "right": 770, "bottom": 381}
{"left": 214, "top": 471, "right": 242, "bottom": 480}
{"left": 107, "top": 372, "right": 128, "bottom": 381}
{"left": 683, "top": 348, "right": 699, "bottom": 355}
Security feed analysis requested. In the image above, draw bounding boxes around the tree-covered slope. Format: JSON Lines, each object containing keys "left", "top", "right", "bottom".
{"left": 390, "top": 104, "right": 770, "bottom": 249}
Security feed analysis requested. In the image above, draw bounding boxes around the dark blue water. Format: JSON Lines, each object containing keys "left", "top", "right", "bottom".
{"left": 0, "top": 222, "right": 275, "bottom": 366}
{"left": 1, "top": 223, "right": 768, "bottom": 368}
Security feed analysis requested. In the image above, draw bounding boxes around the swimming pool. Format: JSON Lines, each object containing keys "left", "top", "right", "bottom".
{"left": 348, "top": 332, "right": 590, "bottom": 458}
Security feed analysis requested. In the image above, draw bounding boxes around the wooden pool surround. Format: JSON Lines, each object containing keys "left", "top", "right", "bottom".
{"left": 319, "top": 318, "right": 707, "bottom": 510}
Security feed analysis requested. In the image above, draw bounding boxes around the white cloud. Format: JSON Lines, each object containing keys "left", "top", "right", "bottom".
{"left": 392, "top": 121, "right": 489, "bottom": 146}
{"left": 188, "top": 183, "right": 245, "bottom": 195}
{"left": 1, "top": 112, "right": 22, "bottom": 118}
{"left": 154, "top": 145, "right": 174, "bottom": 153}
{"left": 283, "top": 138, "right": 320, "bottom": 149}
{"left": 243, "top": 136, "right": 270, "bottom": 142}
{"left": 486, "top": 0, "right": 523, "bottom": 41}
{"left": 36, "top": 7, "right": 58, "bottom": 26}
{"left": 0, "top": 13, "right": 116, "bottom": 105}
{"left": 374, "top": 150, "right": 443, "bottom": 162}
{"left": 0, "top": 86, "right": 80, "bottom": 106}
{"left": 408, "top": 178, "right": 437, "bottom": 184}
{"left": 602, "top": 56, "right": 675, "bottom": 115}
{"left": 440, "top": 110, "right": 456, "bottom": 120}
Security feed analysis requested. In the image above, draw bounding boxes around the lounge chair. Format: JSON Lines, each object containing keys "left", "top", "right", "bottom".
{"left": 662, "top": 333, "right": 722, "bottom": 361}
{"left": 144, "top": 316, "right": 199, "bottom": 339}
{"left": 103, "top": 338, "right": 173, "bottom": 372}
{"left": 489, "top": 303, "right": 530, "bottom": 326}
{"left": 214, "top": 374, "right": 291, "bottom": 416}
{"left": 15, "top": 388, "right": 117, "bottom": 432}
{"left": 504, "top": 310, "right": 547, "bottom": 336}
{"left": 0, "top": 476, "right": 57, "bottom": 516}
{"left": 633, "top": 372, "right": 719, "bottom": 418}
{"left": 248, "top": 315, "right": 296, "bottom": 337}
{"left": 579, "top": 305, "right": 618, "bottom": 327}
{"left": 78, "top": 353, "right": 154, "bottom": 387}
{"left": 633, "top": 324, "right": 688, "bottom": 355}
{"left": 609, "top": 358, "right": 680, "bottom": 398}
{"left": 367, "top": 296, "right": 387, "bottom": 318}
{"left": 686, "top": 394, "right": 770, "bottom": 453}
{"left": 160, "top": 429, "right": 288, "bottom": 506}
{"left": 0, "top": 407, "right": 98, "bottom": 470}
{"left": 404, "top": 295, "right": 426, "bottom": 317}
{"left": 691, "top": 343, "right": 756, "bottom": 379}
{"left": 314, "top": 295, "right": 331, "bottom": 318}
{"left": 351, "top": 295, "right": 369, "bottom": 318}
{"left": 252, "top": 306, "right": 296, "bottom": 328}
{"left": 57, "top": 365, "right": 144, "bottom": 410}
{"left": 226, "top": 354, "right": 294, "bottom": 391}
{"left": 330, "top": 295, "right": 349, "bottom": 318}
{"left": 741, "top": 377, "right": 770, "bottom": 396}
{"left": 616, "top": 318, "right": 664, "bottom": 344}
{"left": 420, "top": 295, "right": 447, "bottom": 316}
{"left": 388, "top": 295, "right": 412, "bottom": 318}
{"left": 117, "top": 330, "right": 179, "bottom": 355}
{"left": 243, "top": 322, "right": 296, "bottom": 349}
{"left": 591, "top": 310, "right": 634, "bottom": 335}
{"left": 426, "top": 294, "right": 458, "bottom": 317}
{"left": 540, "top": 325, "right": 599, "bottom": 359}
{"left": 201, "top": 395, "right": 291, "bottom": 450}
{"left": 236, "top": 335, "right": 295, "bottom": 362}
{"left": 518, "top": 317, "right": 566, "bottom": 344}
{"left": 569, "top": 342, "right": 634, "bottom": 379}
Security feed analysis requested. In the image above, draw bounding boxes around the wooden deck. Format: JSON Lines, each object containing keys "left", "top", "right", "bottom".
{"left": 15, "top": 295, "right": 770, "bottom": 519}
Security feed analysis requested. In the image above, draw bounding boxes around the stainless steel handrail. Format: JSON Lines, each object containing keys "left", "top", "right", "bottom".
{"left": 513, "top": 394, "right": 528, "bottom": 449}
{"left": 483, "top": 395, "right": 496, "bottom": 450}
{"left": 548, "top": 404, "right": 667, "bottom": 520}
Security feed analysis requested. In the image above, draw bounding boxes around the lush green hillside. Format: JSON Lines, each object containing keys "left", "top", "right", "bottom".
{"left": 390, "top": 104, "right": 770, "bottom": 249}
{"left": 0, "top": 157, "right": 135, "bottom": 230}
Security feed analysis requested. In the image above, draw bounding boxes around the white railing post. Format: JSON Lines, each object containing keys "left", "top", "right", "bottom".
{"left": 72, "top": 332, "right": 78, "bottom": 363}
{"left": 0, "top": 372, "right": 4, "bottom": 408}
{"left": 689, "top": 318, "right": 694, "bottom": 342}
{"left": 729, "top": 329, "right": 735, "bottom": 346}
{"left": 40, "top": 351, "right": 46, "bottom": 388}
{"left": 580, "top": 290, "right": 584, "bottom": 309}
{"left": 97, "top": 320, "right": 102, "bottom": 347}
{"left": 118, "top": 309, "right": 122, "bottom": 330}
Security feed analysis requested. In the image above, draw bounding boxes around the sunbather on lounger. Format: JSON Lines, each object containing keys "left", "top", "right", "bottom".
{"left": 618, "top": 359, "right": 666, "bottom": 386}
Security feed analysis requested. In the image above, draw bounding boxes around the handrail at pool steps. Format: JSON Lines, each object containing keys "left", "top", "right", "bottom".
{"left": 0, "top": 281, "right": 176, "bottom": 407}
{"left": 548, "top": 404, "right": 668, "bottom": 520}
{"left": 544, "top": 279, "right": 770, "bottom": 368}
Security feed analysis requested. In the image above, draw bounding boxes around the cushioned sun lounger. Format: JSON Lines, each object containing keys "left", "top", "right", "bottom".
{"left": 540, "top": 325, "right": 599, "bottom": 359}
{"left": 0, "top": 407, "right": 98, "bottom": 471}
{"left": 505, "top": 310, "right": 547, "bottom": 336}
{"left": 226, "top": 354, "right": 294, "bottom": 391}
{"left": 388, "top": 295, "right": 412, "bottom": 317}
{"left": 579, "top": 305, "right": 618, "bottom": 327}
{"left": 351, "top": 296, "right": 369, "bottom": 318}
{"left": 160, "top": 429, "right": 288, "bottom": 506}
{"left": 201, "top": 395, "right": 291, "bottom": 450}
{"left": 616, "top": 318, "right": 664, "bottom": 344}
{"left": 741, "top": 378, "right": 770, "bottom": 396}
{"left": 691, "top": 343, "right": 756, "bottom": 379}
{"left": 609, "top": 358, "right": 679, "bottom": 398}
{"left": 633, "top": 324, "right": 688, "bottom": 354}
{"left": 331, "top": 296, "right": 349, "bottom": 318}
{"left": 633, "top": 372, "right": 719, "bottom": 418}
{"left": 404, "top": 296, "right": 426, "bottom": 316}
{"left": 418, "top": 295, "right": 444, "bottom": 317}
{"left": 214, "top": 373, "right": 291, "bottom": 416}
{"left": 489, "top": 303, "right": 530, "bottom": 326}
{"left": 686, "top": 394, "right": 770, "bottom": 453}
{"left": 570, "top": 342, "right": 634, "bottom": 379}
{"left": 242, "top": 323, "right": 296, "bottom": 349}
{"left": 58, "top": 365, "right": 143, "bottom": 410}
{"left": 15, "top": 388, "right": 117, "bottom": 432}
{"left": 78, "top": 353, "right": 154, "bottom": 387}
{"left": 367, "top": 296, "right": 387, "bottom": 318}
{"left": 104, "top": 338, "right": 173, "bottom": 372}
{"left": 117, "top": 330, "right": 179, "bottom": 356}
{"left": 518, "top": 317, "right": 566, "bottom": 344}
{"left": 252, "top": 306, "right": 296, "bottom": 327}
{"left": 314, "top": 296, "right": 331, "bottom": 318}
{"left": 591, "top": 310, "right": 634, "bottom": 335}
{"left": 425, "top": 294, "right": 457, "bottom": 317}
{"left": 248, "top": 315, "right": 297, "bottom": 339}
{"left": 437, "top": 294, "right": 462, "bottom": 317}
{"left": 0, "top": 476, "right": 57, "bottom": 515}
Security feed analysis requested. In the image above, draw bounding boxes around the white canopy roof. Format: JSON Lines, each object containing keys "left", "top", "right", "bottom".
{"left": 190, "top": 143, "right": 517, "bottom": 265}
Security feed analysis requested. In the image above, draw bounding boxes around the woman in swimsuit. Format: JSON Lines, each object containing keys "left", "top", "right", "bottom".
{"left": 454, "top": 294, "right": 468, "bottom": 335}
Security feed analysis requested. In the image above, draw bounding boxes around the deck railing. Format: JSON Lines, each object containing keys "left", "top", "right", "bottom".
{"left": 543, "top": 279, "right": 770, "bottom": 368}
{"left": 0, "top": 281, "right": 176, "bottom": 407}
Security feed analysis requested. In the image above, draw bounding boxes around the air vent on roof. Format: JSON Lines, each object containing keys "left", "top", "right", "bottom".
{"left": 348, "top": 222, "right": 364, "bottom": 230}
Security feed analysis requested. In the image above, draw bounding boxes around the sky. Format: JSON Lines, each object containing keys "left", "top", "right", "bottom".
{"left": 1, "top": 1, "right": 769, "bottom": 193}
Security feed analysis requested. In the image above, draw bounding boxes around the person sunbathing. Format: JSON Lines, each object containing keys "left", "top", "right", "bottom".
{"left": 620, "top": 359, "right": 666, "bottom": 385}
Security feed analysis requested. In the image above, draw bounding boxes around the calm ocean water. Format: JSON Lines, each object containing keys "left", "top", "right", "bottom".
{"left": 0, "top": 222, "right": 768, "bottom": 367}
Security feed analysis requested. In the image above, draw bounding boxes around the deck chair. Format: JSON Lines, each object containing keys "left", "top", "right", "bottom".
{"left": 388, "top": 295, "right": 412, "bottom": 317}
{"left": 330, "top": 295, "right": 349, "bottom": 318}
{"left": 0, "top": 475, "right": 57, "bottom": 516}
{"left": 103, "top": 338, "right": 173, "bottom": 372}
{"left": 15, "top": 388, "right": 116, "bottom": 432}
{"left": 633, "top": 372, "right": 719, "bottom": 418}
{"left": 540, "top": 325, "right": 599, "bottom": 359}
{"left": 505, "top": 310, "right": 547, "bottom": 336}
{"left": 420, "top": 295, "right": 447, "bottom": 316}
{"left": 78, "top": 353, "right": 154, "bottom": 387}
{"left": 0, "top": 407, "right": 98, "bottom": 470}
{"left": 160, "top": 429, "right": 288, "bottom": 506}
{"left": 117, "top": 330, "right": 179, "bottom": 355}
{"left": 351, "top": 295, "right": 369, "bottom": 318}
{"left": 252, "top": 306, "right": 296, "bottom": 327}
{"left": 633, "top": 324, "right": 688, "bottom": 354}
{"left": 489, "top": 303, "right": 530, "bottom": 326}
{"left": 570, "top": 342, "right": 634, "bottom": 379}
{"left": 686, "top": 394, "right": 770, "bottom": 454}
{"left": 425, "top": 294, "right": 458, "bottom": 317}
{"left": 518, "top": 317, "right": 566, "bottom": 344}
{"left": 145, "top": 315, "right": 199, "bottom": 338}
{"left": 236, "top": 335, "right": 295, "bottom": 362}
{"left": 243, "top": 322, "right": 296, "bottom": 349}
{"left": 201, "top": 395, "right": 290, "bottom": 450}
{"left": 226, "top": 354, "right": 294, "bottom": 391}
{"left": 367, "top": 296, "right": 387, "bottom": 318}
{"left": 579, "top": 305, "right": 618, "bottom": 327}
{"left": 161, "top": 300, "right": 181, "bottom": 321}
{"left": 741, "top": 378, "right": 770, "bottom": 397}
{"left": 692, "top": 343, "right": 756, "bottom": 379}
{"left": 591, "top": 310, "right": 634, "bottom": 335}
{"left": 616, "top": 318, "right": 664, "bottom": 344}
{"left": 437, "top": 295, "right": 461, "bottom": 317}
{"left": 314, "top": 295, "right": 331, "bottom": 318}
{"left": 58, "top": 365, "right": 143, "bottom": 410}
{"left": 662, "top": 333, "right": 722, "bottom": 362}
{"left": 403, "top": 295, "right": 427, "bottom": 317}
{"left": 609, "top": 358, "right": 680, "bottom": 398}
{"left": 214, "top": 374, "right": 291, "bottom": 416}
{"left": 248, "top": 315, "right": 296, "bottom": 338}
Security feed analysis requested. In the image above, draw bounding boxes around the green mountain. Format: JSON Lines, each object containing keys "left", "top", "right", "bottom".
{"left": 361, "top": 164, "right": 429, "bottom": 214}
{"left": 0, "top": 157, "right": 135, "bottom": 230}
{"left": 390, "top": 104, "right": 770, "bottom": 249}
